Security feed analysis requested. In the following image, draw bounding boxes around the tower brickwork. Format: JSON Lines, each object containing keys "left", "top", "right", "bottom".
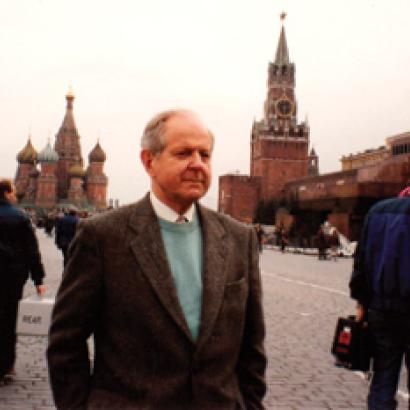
{"left": 250, "top": 15, "right": 310, "bottom": 201}
{"left": 66, "top": 164, "right": 86, "bottom": 207}
{"left": 15, "top": 138, "right": 37, "bottom": 201}
{"left": 35, "top": 141, "right": 59, "bottom": 208}
{"left": 35, "top": 163, "right": 58, "bottom": 208}
{"left": 218, "top": 175, "right": 261, "bottom": 224}
{"left": 24, "top": 169, "right": 39, "bottom": 203}
{"left": 308, "top": 147, "right": 319, "bottom": 177}
{"left": 54, "top": 89, "right": 84, "bottom": 199}
{"left": 86, "top": 141, "right": 108, "bottom": 209}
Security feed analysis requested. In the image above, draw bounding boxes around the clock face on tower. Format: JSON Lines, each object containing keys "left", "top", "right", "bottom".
{"left": 276, "top": 99, "right": 293, "bottom": 117}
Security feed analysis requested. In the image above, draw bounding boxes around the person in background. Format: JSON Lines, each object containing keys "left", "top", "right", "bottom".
{"left": 44, "top": 211, "right": 56, "bottom": 237}
{"left": 316, "top": 225, "right": 328, "bottom": 260}
{"left": 47, "top": 109, "right": 266, "bottom": 409}
{"left": 0, "top": 179, "right": 45, "bottom": 385}
{"left": 55, "top": 206, "right": 79, "bottom": 266}
{"left": 350, "top": 184, "right": 410, "bottom": 409}
{"left": 329, "top": 227, "right": 340, "bottom": 261}
{"left": 276, "top": 223, "right": 287, "bottom": 253}
{"left": 255, "top": 224, "right": 265, "bottom": 253}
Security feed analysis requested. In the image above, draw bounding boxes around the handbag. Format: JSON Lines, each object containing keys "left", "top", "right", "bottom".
{"left": 331, "top": 315, "right": 372, "bottom": 372}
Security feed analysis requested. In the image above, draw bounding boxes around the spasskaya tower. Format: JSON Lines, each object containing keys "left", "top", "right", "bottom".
{"left": 250, "top": 13, "right": 310, "bottom": 201}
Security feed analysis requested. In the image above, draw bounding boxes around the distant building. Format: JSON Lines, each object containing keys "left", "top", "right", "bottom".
{"left": 15, "top": 89, "right": 108, "bottom": 213}
{"left": 218, "top": 15, "right": 410, "bottom": 241}
{"left": 219, "top": 14, "right": 314, "bottom": 222}
{"left": 341, "top": 146, "right": 389, "bottom": 170}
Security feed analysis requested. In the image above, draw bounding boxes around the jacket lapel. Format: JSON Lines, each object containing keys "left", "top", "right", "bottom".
{"left": 127, "top": 195, "right": 193, "bottom": 343}
{"left": 196, "top": 205, "right": 230, "bottom": 349}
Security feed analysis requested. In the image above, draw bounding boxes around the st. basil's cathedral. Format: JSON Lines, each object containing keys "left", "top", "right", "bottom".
{"left": 14, "top": 89, "right": 108, "bottom": 212}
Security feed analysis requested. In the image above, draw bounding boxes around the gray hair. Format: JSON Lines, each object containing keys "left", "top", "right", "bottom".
{"left": 141, "top": 109, "right": 214, "bottom": 154}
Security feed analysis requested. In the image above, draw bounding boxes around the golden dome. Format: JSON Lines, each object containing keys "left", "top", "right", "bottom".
{"left": 17, "top": 138, "right": 37, "bottom": 164}
{"left": 68, "top": 164, "right": 86, "bottom": 178}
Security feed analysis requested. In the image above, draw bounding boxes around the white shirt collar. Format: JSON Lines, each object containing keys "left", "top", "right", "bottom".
{"left": 149, "top": 191, "right": 195, "bottom": 223}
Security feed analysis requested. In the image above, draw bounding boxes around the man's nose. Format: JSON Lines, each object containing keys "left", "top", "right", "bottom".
{"left": 189, "top": 152, "right": 206, "bottom": 168}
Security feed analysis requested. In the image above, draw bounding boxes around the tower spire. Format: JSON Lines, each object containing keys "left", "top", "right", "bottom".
{"left": 66, "top": 85, "right": 75, "bottom": 110}
{"left": 274, "top": 12, "right": 290, "bottom": 65}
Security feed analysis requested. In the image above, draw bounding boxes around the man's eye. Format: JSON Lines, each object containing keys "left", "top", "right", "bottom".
{"left": 176, "top": 151, "right": 190, "bottom": 157}
{"left": 200, "top": 152, "right": 210, "bottom": 160}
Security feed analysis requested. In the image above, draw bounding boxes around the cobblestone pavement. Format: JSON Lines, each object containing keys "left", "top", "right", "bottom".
{"left": 261, "top": 247, "right": 408, "bottom": 409}
{"left": 1, "top": 231, "right": 408, "bottom": 409}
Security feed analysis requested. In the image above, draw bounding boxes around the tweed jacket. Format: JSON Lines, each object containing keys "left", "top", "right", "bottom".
{"left": 47, "top": 194, "right": 266, "bottom": 409}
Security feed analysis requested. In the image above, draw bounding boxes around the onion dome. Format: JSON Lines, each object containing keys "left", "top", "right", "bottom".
{"left": 17, "top": 138, "right": 37, "bottom": 164}
{"left": 68, "top": 164, "right": 86, "bottom": 178}
{"left": 38, "top": 141, "right": 59, "bottom": 163}
{"left": 88, "top": 141, "right": 106, "bottom": 163}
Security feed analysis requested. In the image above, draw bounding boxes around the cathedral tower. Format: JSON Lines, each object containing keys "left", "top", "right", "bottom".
{"left": 54, "top": 88, "right": 84, "bottom": 199}
{"left": 308, "top": 147, "right": 319, "bottom": 177}
{"left": 35, "top": 141, "right": 59, "bottom": 208}
{"left": 67, "top": 164, "right": 86, "bottom": 206}
{"left": 250, "top": 13, "right": 310, "bottom": 201}
{"left": 15, "top": 137, "right": 38, "bottom": 202}
{"left": 86, "top": 141, "right": 108, "bottom": 209}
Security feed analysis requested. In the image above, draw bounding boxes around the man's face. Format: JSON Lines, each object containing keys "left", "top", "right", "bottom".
{"left": 141, "top": 113, "right": 213, "bottom": 214}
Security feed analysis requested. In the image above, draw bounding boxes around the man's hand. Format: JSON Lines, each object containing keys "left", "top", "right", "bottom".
{"left": 355, "top": 303, "right": 365, "bottom": 322}
{"left": 36, "top": 285, "right": 46, "bottom": 297}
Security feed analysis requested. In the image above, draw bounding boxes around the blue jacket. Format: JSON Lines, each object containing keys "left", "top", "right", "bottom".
{"left": 55, "top": 214, "right": 79, "bottom": 249}
{"left": 350, "top": 196, "right": 410, "bottom": 312}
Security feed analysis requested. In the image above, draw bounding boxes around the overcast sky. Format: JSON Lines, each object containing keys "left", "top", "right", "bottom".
{"left": 1, "top": 0, "right": 409, "bottom": 208}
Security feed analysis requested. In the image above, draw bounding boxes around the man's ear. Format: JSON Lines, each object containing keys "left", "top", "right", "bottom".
{"left": 140, "top": 149, "right": 155, "bottom": 177}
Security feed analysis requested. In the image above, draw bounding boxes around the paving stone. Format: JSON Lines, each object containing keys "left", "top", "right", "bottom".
{"left": 1, "top": 231, "right": 408, "bottom": 408}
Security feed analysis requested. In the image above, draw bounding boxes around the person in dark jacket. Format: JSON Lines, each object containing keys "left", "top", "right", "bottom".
{"left": 55, "top": 207, "right": 79, "bottom": 266}
{"left": 255, "top": 224, "right": 265, "bottom": 253}
{"left": 349, "top": 187, "right": 410, "bottom": 410}
{"left": 316, "top": 226, "right": 328, "bottom": 260}
{"left": 47, "top": 109, "right": 266, "bottom": 409}
{"left": 0, "top": 179, "right": 45, "bottom": 384}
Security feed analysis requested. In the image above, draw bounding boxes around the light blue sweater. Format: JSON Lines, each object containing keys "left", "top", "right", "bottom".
{"left": 158, "top": 213, "right": 203, "bottom": 341}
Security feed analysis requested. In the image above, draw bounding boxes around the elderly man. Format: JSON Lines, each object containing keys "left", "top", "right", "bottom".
{"left": 47, "top": 110, "right": 266, "bottom": 409}
{"left": 0, "top": 179, "right": 45, "bottom": 384}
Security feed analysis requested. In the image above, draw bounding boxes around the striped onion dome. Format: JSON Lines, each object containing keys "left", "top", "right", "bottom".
{"left": 37, "top": 141, "right": 59, "bottom": 163}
